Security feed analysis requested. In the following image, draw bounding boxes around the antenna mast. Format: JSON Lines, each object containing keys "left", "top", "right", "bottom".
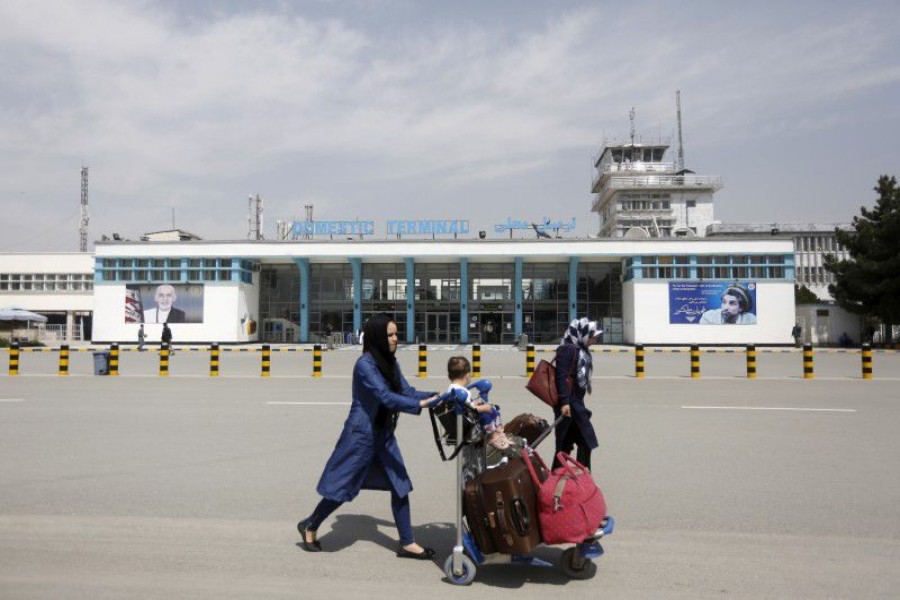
{"left": 629, "top": 107, "right": 636, "bottom": 145}
{"left": 304, "top": 204, "right": 313, "bottom": 240}
{"left": 248, "top": 194, "right": 264, "bottom": 240}
{"left": 79, "top": 166, "right": 89, "bottom": 251}
{"left": 676, "top": 90, "right": 685, "bottom": 172}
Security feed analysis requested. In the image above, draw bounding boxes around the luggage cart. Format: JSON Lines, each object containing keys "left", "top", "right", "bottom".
{"left": 428, "top": 381, "right": 615, "bottom": 585}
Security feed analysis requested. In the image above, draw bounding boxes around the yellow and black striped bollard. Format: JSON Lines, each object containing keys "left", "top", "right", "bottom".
{"left": 9, "top": 342, "right": 19, "bottom": 376}
{"left": 109, "top": 343, "right": 119, "bottom": 376}
{"left": 159, "top": 343, "right": 170, "bottom": 377}
{"left": 313, "top": 344, "right": 322, "bottom": 378}
{"left": 58, "top": 344, "right": 69, "bottom": 376}
{"left": 472, "top": 344, "right": 481, "bottom": 378}
{"left": 690, "top": 345, "right": 700, "bottom": 378}
{"left": 861, "top": 343, "right": 873, "bottom": 380}
{"left": 635, "top": 344, "right": 645, "bottom": 379}
{"left": 803, "top": 343, "right": 814, "bottom": 379}
{"left": 209, "top": 343, "right": 219, "bottom": 377}
{"left": 418, "top": 344, "right": 427, "bottom": 378}
{"left": 746, "top": 344, "right": 756, "bottom": 379}
{"left": 261, "top": 344, "right": 271, "bottom": 377}
{"left": 526, "top": 344, "right": 535, "bottom": 376}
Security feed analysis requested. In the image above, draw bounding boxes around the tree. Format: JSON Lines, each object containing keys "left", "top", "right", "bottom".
{"left": 794, "top": 284, "right": 820, "bottom": 304}
{"left": 824, "top": 175, "right": 900, "bottom": 338}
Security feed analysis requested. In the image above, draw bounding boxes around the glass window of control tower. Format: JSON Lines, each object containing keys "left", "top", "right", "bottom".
{"left": 469, "top": 263, "right": 515, "bottom": 345}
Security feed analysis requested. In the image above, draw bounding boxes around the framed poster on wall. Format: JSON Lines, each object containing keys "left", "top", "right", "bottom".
{"left": 669, "top": 281, "right": 757, "bottom": 325}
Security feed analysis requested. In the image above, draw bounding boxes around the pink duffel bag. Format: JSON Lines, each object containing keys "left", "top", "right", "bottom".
{"left": 522, "top": 451, "right": 607, "bottom": 545}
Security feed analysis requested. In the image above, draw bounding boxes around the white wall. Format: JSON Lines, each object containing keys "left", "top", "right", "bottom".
{"left": 628, "top": 280, "right": 796, "bottom": 344}
{"left": 92, "top": 281, "right": 260, "bottom": 343}
{"left": 795, "top": 303, "right": 863, "bottom": 346}
{"left": 0, "top": 253, "right": 94, "bottom": 312}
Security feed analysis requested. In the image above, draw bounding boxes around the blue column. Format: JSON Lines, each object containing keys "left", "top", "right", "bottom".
{"left": 350, "top": 258, "right": 362, "bottom": 335}
{"left": 783, "top": 254, "right": 795, "bottom": 280}
{"left": 689, "top": 255, "right": 698, "bottom": 279}
{"left": 514, "top": 257, "right": 523, "bottom": 337}
{"left": 568, "top": 256, "right": 580, "bottom": 322}
{"left": 294, "top": 258, "right": 310, "bottom": 343}
{"left": 183, "top": 258, "right": 190, "bottom": 283}
{"left": 460, "top": 257, "right": 469, "bottom": 344}
{"left": 405, "top": 257, "right": 415, "bottom": 344}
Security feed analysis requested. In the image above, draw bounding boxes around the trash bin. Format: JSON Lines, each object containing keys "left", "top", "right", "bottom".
{"left": 517, "top": 334, "right": 529, "bottom": 351}
{"left": 92, "top": 351, "right": 110, "bottom": 376}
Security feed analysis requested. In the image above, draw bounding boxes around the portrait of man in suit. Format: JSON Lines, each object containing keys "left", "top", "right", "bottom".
{"left": 143, "top": 284, "right": 186, "bottom": 324}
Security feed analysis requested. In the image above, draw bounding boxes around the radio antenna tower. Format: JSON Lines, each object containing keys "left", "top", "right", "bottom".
{"left": 79, "top": 166, "right": 89, "bottom": 251}
{"left": 629, "top": 107, "right": 636, "bottom": 145}
{"left": 247, "top": 194, "right": 264, "bottom": 240}
{"left": 304, "top": 204, "right": 313, "bottom": 240}
{"left": 676, "top": 90, "right": 685, "bottom": 172}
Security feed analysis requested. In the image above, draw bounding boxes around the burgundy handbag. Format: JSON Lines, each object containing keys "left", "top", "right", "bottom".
{"left": 525, "top": 349, "right": 574, "bottom": 408}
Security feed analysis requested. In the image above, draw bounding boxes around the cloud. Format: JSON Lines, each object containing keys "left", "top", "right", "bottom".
{"left": 0, "top": 1, "right": 898, "bottom": 248}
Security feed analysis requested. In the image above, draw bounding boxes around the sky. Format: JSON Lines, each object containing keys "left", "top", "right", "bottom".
{"left": 1, "top": 0, "right": 899, "bottom": 251}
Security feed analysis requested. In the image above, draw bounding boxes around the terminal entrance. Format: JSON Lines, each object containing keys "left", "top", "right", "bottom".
{"left": 425, "top": 312, "right": 451, "bottom": 344}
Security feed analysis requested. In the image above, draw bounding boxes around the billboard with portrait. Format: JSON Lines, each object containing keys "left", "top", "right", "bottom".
{"left": 669, "top": 281, "right": 758, "bottom": 325}
{"left": 125, "top": 284, "right": 204, "bottom": 324}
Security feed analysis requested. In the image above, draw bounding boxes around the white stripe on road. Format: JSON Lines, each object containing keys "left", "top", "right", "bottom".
{"left": 266, "top": 401, "right": 351, "bottom": 405}
{"left": 0, "top": 399, "right": 25, "bottom": 402}
{"left": 682, "top": 406, "right": 856, "bottom": 413}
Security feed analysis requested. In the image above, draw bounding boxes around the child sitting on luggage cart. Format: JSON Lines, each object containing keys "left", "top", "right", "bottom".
{"left": 447, "top": 356, "right": 512, "bottom": 451}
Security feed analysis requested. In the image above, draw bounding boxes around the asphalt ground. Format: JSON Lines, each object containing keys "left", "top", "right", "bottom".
{"left": 2, "top": 348, "right": 899, "bottom": 598}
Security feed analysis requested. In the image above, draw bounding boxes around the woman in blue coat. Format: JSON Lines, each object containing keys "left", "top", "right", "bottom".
{"left": 553, "top": 317, "right": 602, "bottom": 470}
{"left": 298, "top": 314, "right": 439, "bottom": 559}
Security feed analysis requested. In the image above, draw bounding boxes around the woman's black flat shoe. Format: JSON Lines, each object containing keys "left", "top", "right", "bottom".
{"left": 396, "top": 546, "right": 435, "bottom": 560}
{"left": 297, "top": 520, "right": 322, "bottom": 552}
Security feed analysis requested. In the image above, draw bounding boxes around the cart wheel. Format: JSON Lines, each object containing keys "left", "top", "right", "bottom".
{"left": 443, "top": 554, "right": 476, "bottom": 586}
{"left": 560, "top": 547, "right": 596, "bottom": 580}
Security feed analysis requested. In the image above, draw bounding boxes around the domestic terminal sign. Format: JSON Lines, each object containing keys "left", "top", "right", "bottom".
{"left": 287, "top": 216, "right": 573, "bottom": 239}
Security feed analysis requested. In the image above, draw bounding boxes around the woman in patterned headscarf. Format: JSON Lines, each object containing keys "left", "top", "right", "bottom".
{"left": 552, "top": 317, "right": 603, "bottom": 470}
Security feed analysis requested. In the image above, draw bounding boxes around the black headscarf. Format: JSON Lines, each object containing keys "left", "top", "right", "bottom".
{"left": 363, "top": 313, "right": 401, "bottom": 393}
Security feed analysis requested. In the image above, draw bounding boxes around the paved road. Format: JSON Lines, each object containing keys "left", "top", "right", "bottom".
{"left": 1, "top": 361, "right": 899, "bottom": 598}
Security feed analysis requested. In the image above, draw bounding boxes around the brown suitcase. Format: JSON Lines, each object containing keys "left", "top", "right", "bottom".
{"left": 463, "top": 479, "right": 498, "bottom": 555}
{"left": 474, "top": 457, "right": 541, "bottom": 554}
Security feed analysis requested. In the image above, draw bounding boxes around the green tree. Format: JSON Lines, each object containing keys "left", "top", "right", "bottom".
{"left": 794, "top": 284, "right": 820, "bottom": 304}
{"left": 824, "top": 176, "right": 900, "bottom": 339}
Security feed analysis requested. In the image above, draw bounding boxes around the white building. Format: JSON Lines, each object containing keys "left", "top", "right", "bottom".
{"left": 591, "top": 140, "right": 723, "bottom": 239}
{"left": 706, "top": 223, "right": 852, "bottom": 300}
{"left": 0, "top": 253, "right": 95, "bottom": 342}
{"left": 89, "top": 236, "right": 796, "bottom": 346}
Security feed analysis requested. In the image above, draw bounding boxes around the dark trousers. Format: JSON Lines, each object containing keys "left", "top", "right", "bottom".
{"left": 554, "top": 423, "right": 592, "bottom": 471}
{"left": 303, "top": 489, "right": 414, "bottom": 546}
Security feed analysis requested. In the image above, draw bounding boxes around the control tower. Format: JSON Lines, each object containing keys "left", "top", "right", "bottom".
{"left": 591, "top": 108, "right": 723, "bottom": 238}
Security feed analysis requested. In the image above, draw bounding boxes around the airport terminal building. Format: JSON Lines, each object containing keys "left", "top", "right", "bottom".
{"left": 85, "top": 235, "right": 796, "bottom": 345}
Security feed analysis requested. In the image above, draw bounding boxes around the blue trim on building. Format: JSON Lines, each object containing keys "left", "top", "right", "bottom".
{"left": 350, "top": 257, "right": 362, "bottom": 334}
{"left": 514, "top": 257, "right": 523, "bottom": 337}
{"left": 294, "top": 258, "right": 310, "bottom": 343}
{"left": 568, "top": 256, "right": 580, "bottom": 322}
{"left": 460, "top": 257, "right": 469, "bottom": 344}
{"left": 405, "top": 257, "right": 415, "bottom": 344}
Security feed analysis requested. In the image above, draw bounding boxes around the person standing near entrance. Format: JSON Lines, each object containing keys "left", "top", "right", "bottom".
{"left": 791, "top": 323, "right": 802, "bottom": 347}
{"left": 161, "top": 322, "right": 173, "bottom": 355}
{"left": 553, "top": 317, "right": 602, "bottom": 471}
{"left": 137, "top": 324, "right": 146, "bottom": 351}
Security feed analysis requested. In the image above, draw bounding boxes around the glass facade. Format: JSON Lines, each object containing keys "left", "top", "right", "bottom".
{"left": 415, "top": 263, "right": 461, "bottom": 344}
{"left": 468, "top": 263, "right": 514, "bottom": 344}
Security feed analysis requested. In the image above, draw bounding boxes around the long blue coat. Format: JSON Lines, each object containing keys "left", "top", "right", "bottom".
{"left": 553, "top": 343, "right": 599, "bottom": 451}
{"left": 316, "top": 353, "right": 433, "bottom": 503}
